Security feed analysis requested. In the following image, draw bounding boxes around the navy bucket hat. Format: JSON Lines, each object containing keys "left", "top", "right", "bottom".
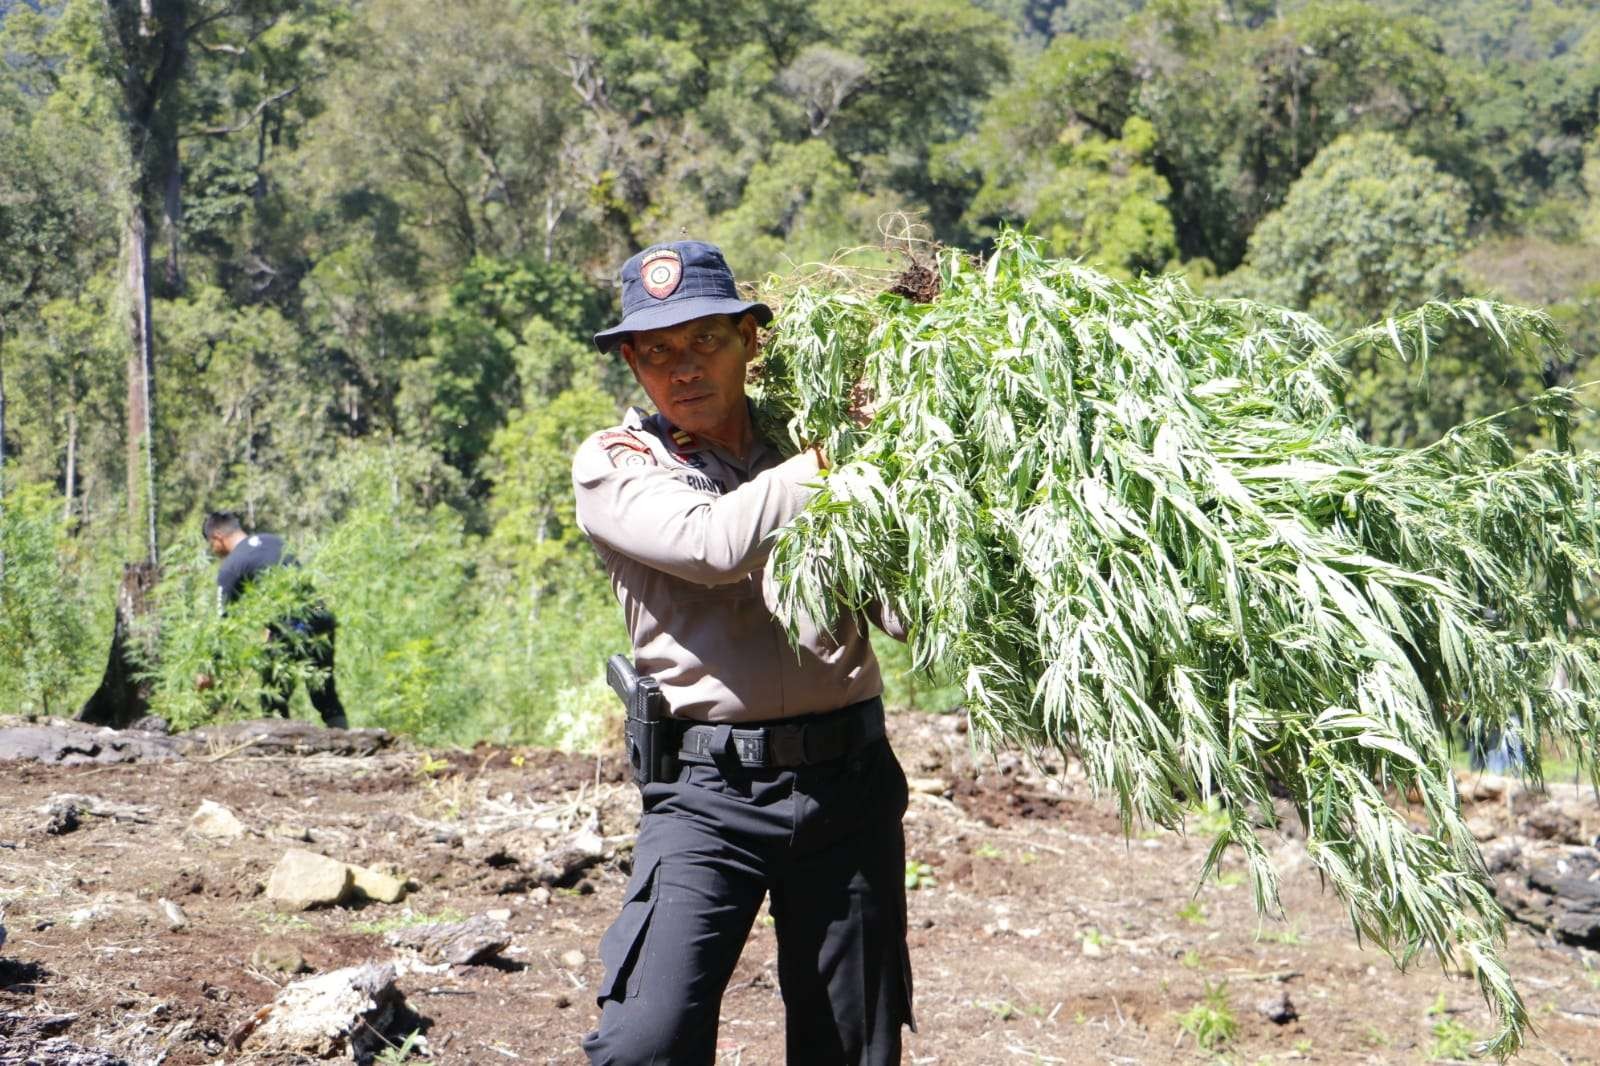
{"left": 593, "top": 240, "right": 773, "bottom": 352}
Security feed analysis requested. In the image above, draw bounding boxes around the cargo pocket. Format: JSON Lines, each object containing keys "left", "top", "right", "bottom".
{"left": 595, "top": 857, "right": 659, "bottom": 1004}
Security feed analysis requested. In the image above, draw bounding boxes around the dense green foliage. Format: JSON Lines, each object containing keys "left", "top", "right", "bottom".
{"left": 1, "top": 0, "right": 1599, "bottom": 745}
{"left": 757, "top": 234, "right": 1600, "bottom": 1054}
{"left": 0, "top": 482, "right": 103, "bottom": 714}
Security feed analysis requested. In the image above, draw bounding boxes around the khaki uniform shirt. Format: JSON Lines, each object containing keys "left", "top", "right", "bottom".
{"left": 573, "top": 406, "right": 889, "bottom": 723}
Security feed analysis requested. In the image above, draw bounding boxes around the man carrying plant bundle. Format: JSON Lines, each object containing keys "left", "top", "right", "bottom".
{"left": 199, "top": 511, "right": 348, "bottom": 729}
{"left": 573, "top": 240, "right": 912, "bottom": 1065}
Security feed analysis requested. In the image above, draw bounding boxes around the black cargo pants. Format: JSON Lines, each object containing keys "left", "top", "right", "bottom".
{"left": 582, "top": 730, "right": 913, "bottom": 1065}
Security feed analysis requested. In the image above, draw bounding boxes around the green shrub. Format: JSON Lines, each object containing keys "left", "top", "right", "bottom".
{"left": 1176, "top": 981, "right": 1238, "bottom": 1051}
{"left": 141, "top": 553, "right": 329, "bottom": 730}
{"left": 0, "top": 481, "right": 99, "bottom": 715}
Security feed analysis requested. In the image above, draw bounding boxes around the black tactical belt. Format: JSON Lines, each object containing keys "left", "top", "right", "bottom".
{"left": 677, "top": 697, "right": 885, "bottom": 769}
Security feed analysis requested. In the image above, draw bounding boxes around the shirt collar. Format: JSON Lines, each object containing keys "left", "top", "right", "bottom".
{"left": 647, "top": 411, "right": 708, "bottom": 454}
{"left": 645, "top": 403, "right": 774, "bottom": 467}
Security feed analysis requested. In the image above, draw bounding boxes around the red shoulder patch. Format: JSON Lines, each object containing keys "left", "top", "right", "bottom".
{"left": 598, "top": 430, "right": 655, "bottom": 468}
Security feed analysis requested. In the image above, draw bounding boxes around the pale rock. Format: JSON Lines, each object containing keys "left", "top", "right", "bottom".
{"left": 250, "top": 940, "right": 310, "bottom": 974}
{"left": 347, "top": 863, "right": 407, "bottom": 905}
{"left": 266, "top": 849, "right": 352, "bottom": 910}
{"left": 1508, "top": 790, "right": 1546, "bottom": 817}
{"left": 1457, "top": 772, "right": 1507, "bottom": 801}
{"left": 485, "top": 908, "right": 513, "bottom": 922}
{"left": 906, "top": 777, "right": 950, "bottom": 796}
{"left": 1256, "top": 989, "right": 1297, "bottom": 1024}
{"left": 560, "top": 949, "right": 586, "bottom": 969}
{"left": 1482, "top": 839, "right": 1523, "bottom": 874}
{"left": 187, "top": 799, "right": 245, "bottom": 843}
{"left": 157, "top": 898, "right": 190, "bottom": 930}
{"left": 66, "top": 902, "right": 112, "bottom": 927}
{"left": 1466, "top": 816, "right": 1500, "bottom": 842}
{"left": 528, "top": 888, "right": 552, "bottom": 906}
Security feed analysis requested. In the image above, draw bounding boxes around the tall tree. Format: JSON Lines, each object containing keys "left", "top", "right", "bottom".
{"left": 46, "top": 0, "right": 306, "bottom": 561}
{"left": 302, "top": 0, "right": 593, "bottom": 272}
{"left": 0, "top": 71, "right": 113, "bottom": 510}
{"left": 58, "top": 0, "right": 303, "bottom": 723}
{"left": 1225, "top": 131, "right": 1553, "bottom": 447}
{"left": 82, "top": 0, "right": 191, "bottom": 563}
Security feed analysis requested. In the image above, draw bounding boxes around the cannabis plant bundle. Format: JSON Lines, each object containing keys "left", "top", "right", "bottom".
{"left": 755, "top": 232, "right": 1600, "bottom": 1055}
{"left": 140, "top": 556, "right": 330, "bottom": 730}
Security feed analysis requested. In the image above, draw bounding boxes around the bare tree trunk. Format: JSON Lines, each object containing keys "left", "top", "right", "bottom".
{"left": 64, "top": 410, "right": 78, "bottom": 524}
{"left": 0, "top": 324, "right": 8, "bottom": 505}
{"left": 126, "top": 201, "right": 158, "bottom": 567}
{"left": 78, "top": 0, "right": 198, "bottom": 727}
{"left": 255, "top": 108, "right": 268, "bottom": 197}
{"left": 77, "top": 206, "right": 167, "bottom": 725}
{"left": 245, "top": 407, "right": 256, "bottom": 528}
{"left": 1, "top": 326, "right": 8, "bottom": 581}
{"left": 162, "top": 146, "right": 184, "bottom": 294}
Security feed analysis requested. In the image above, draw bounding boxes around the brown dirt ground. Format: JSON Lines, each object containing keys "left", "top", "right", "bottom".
{"left": 1, "top": 711, "right": 1597, "bottom": 1066}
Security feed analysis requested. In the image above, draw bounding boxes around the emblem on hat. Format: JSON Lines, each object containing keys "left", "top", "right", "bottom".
{"left": 640, "top": 249, "right": 683, "bottom": 300}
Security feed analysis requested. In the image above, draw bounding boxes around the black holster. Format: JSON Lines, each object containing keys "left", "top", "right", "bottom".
{"left": 606, "top": 654, "right": 678, "bottom": 787}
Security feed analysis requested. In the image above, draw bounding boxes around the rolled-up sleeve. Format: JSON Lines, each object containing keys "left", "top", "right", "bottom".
{"left": 573, "top": 437, "right": 822, "bottom": 585}
{"left": 866, "top": 600, "right": 910, "bottom": 642}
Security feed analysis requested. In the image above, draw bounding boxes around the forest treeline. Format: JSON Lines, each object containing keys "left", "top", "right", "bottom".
{"left": 2, "top": 0, "right": 1599, "bottom": 741}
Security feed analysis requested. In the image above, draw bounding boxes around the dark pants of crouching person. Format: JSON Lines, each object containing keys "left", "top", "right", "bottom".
{"left": 262, "top": 611, "right": 347, "bottom": 728}
{"left": 582, "top": 702, "right": 913, "bottom": 1066}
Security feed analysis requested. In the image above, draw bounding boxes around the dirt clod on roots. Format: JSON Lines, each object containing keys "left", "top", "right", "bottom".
{"left": 887, "top": 261, "right": 940, "bottom": 304}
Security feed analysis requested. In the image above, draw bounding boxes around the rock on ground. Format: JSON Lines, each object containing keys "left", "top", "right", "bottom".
{"left": 1492, "top": 844, "right": 1600, "bottom": 948}
{"left": 349, "top": 863, "right": 407, "bottom": 904}
{"left": 1523, "top": 802, "right": 1586, "bottom": 845}
{"left": 187, "top": 799, "right": 246, "bottom": 842}
{"left": 1255, "top": 989, "right": 1298, "bottom": 1024}
{"left": 1529, "top": 850, "right": 1600, "bottom": 946}
{"left": 251, "top": 940, "right": 311, "bottom": 975}
{"left": 267, "top": 849, "right": 353, "bottom": 910}
{"left": 228, "top": 962, "right": 427, "bottom": 1063}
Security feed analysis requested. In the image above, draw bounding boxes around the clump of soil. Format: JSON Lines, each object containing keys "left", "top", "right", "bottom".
{"left": 887, "top": 260, "right": 941, "bottom": 304}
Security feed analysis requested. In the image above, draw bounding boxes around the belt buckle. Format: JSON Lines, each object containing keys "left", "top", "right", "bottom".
{"left": 769, "top": 723, "right": 807, "bottom": 767}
